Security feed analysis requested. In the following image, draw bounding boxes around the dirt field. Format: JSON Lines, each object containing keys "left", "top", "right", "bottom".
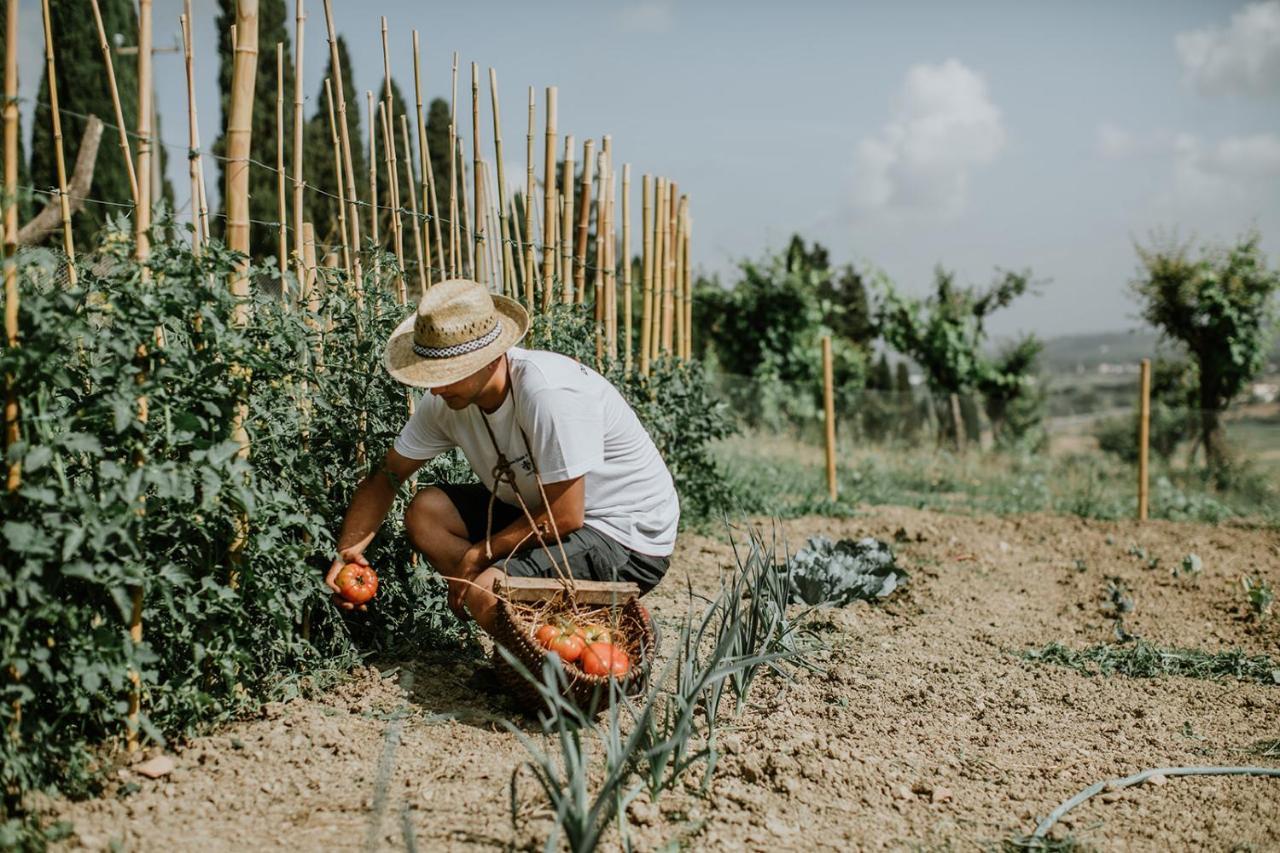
{"left": 51, "top": 507, "right": 1280, "bottom": 851}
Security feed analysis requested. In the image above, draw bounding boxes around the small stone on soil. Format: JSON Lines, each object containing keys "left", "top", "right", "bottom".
{"left": 133, "top": 755, "right": 175, "bottom": 779}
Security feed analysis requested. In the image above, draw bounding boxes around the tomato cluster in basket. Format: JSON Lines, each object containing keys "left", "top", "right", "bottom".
{"left": 534, "top": 617, "right": 631, "bottom": 677}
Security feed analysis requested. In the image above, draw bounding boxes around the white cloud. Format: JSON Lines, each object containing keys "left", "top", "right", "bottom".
{"left": 1175, "top": 0, "right": 1280, "bottom": 97}
{"left": 1099, "top": 123, "right": 1280, "bottom": 206}
{"left": 1173, "top": 132, "right": 1280, "bottom": 203}
{"left": 852, "top": 59, "right": 1006, "bottom": 220}
{"left": 617, "top": 2, "right": 673, "bottom": 34}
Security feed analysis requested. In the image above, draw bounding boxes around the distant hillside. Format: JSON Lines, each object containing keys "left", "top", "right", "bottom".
{"left": 1037, "top": 329, "right": 1280, "bottom": 375}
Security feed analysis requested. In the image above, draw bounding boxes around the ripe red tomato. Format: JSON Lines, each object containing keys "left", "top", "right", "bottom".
{"left": 335, "top": 563, "right": 378, "bottom": 605}
{"left": 534, "top": 623, "right": 585, "bottom": 663}
{"left": 580, "top": 642, "right": 630, "bottom": 678}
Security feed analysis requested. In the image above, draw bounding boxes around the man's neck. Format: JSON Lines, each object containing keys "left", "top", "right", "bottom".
{"left": 474, "top": 355, "right": 510, "bottom": 414}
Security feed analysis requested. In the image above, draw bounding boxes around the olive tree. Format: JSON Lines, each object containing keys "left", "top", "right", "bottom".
{"left": 1131, "top": 233, "right": 1279, "bottom": 475}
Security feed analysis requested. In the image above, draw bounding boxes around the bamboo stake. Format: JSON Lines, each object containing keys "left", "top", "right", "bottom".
{"left": 573, "top": 138, "right": 595, "bottom": 305}
{"left": 508, "top": 194, "right": 527, "bottom": 298}
{"left": 560, "top": 136, "right": 575, "bottom": 304}
{"left": 546, "top": 184, "right": 558, "bottom": 288}
{"left": 3, "top": 0, "right": 18, "bottom": 743}
{"left": 1138, "top": 358, "right": 1151, "bottom": 521}
{"left": 380, "top": 102, "right": 405, "bottom": 304}
{"left": 823, "top": 335, "right": 837, "bottom": 500}
{"left": 292, "top": 0, "right": 305, "bottom": 280}
{"left": 89, "top": 0, "right": 139, "bottom": 208}
{"left": 482, "top": 161, "right": 501, "bottom": 291}
{"left": 180, "top": 9, "right": 203, "bottom": 250}
{"left": 135, "top": 0, "right": 153, "bottom": 266}
{"left": 302, "top": 223, "right": 318, "bottom": 307}
{"left": 276, "top": 42, "right": 287, "bottom": 278}
{"left": 652, "top": 177, "right": 666, "bottom": 359}
{"left": 4, "top": 0, "right": 20, "bottom": 494}
{"left": 541, "top": 87, "right": 557, "bottom": 303}
{"left": 226, "top": 0, "right": 258, "bottom": 602}
{"left": 683, "top": 200, "right": 693, "bottom": 359}
{"left": 662, "top": 181, "right": 678, "bottom": 354}
{"left": 674, "top": 194, "right": 685, "bottom": 360}
{"left": 417, "top": 31, "right": 448, "bottom": 281}
{"left": 487, "top": 68, "right": 515, "bottom": 298}
{"left": 522, "top": 87, "right": 535, "bottom": 306}
{"left": 457, "top": 135, "right": 473, "bottom": 279}
{"left": 39, "top": 0, "right": 76, "bottom": 283}
{"left": 378, "top": 17, "right": 392, "bottom": 252}
{"left": 639, "top": 173, "right": 652, "bottom": 377}
{"left": 322, "top": 0, "right": 362, "bottom": 303}
{"left": 400, "top": 115, "right": 428, "bottom": 297}
{"left": 448, "top": 52, "right": 459, "bottom": 278}
{"left": 602, "top": 139, "right": 616, "bottom": 361}
{"left": 593, "top": 150, "right": 606, "bottom": 365}
{"left": 366, "top": 91, "right": 379, "bottom": 249}
{"left": 323, "top": 78, "right": 350, "bottom": 274}
{"left": 471, "top": 63, "right": 486, "bottom": 286}
{"left": 622, "top": 164, "right": 632, "bottom": 373}
{"left": 226, "top": 0, "right": 259, "bottom": 279}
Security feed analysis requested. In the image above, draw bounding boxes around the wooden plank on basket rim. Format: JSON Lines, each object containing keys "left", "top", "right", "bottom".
{"left": 494, "top": 576, "right": 639, "bottom": 605}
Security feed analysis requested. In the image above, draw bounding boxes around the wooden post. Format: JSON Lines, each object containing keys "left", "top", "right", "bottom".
{"left": 603, "top": 142, "right": 617, "bottom": 361}
{"left": 292, "top": 0, "right": 305, "bottom": 279}
{"left": 522, "top": 87, "right": 535, "bottom": 305}
{"left": 488, "top": 68, "right": 515, "bottom": 298}
{"left": 411, "top": 32, "right": 443, "bottom": 282}
{"left": 639, "top": 174, "right": 653, "bottom": 377}
{"left": 275, "top": 43, "right": 287, "bottom": 277}
{"left": 622, "top": 164, "right": 632, "bottom": 373}
{"left": 135, "top": 0, "right": 153, "bottom": 266}
{"left": 573, "top": 138, "right": 595, "bottom": 305}
{"left": 322, "top": 79, "right": 350, "bottom": 274}
{"left": 471, "top": 63, "right": 486, "bottom": 286}
{"left": 822, "top": 336, "right": 837, "bottom": 501}
{"left": 593, "top": 149, "right": 607, "bottom": 364}
{"left": 322, "top": 0, "right": 362, "bottom": 302}
{"left": 380, "top": 102, "right": 405, "bottom": 304}
{"left": 39, "top": 0, "right": 76, "bottom": 283}
{"left": 949, "top": 393, "right": 966, "bottom": 451}
{"left": 226, "top": 0, "right": 259, "bottom": 280}
{"left": 663, "top": 181, "right": 678, "bottom": 355}
{"left": 366, "top": 91, "right": 379, "bottom": 250}
{"left": 1138, "top": 357, "right": 1151, "bottom": 521}
{"left": 541, "top": 87, "right": 558, "bottom": 304}
{"left": 400, "top": 115, "right": 428, "bottom": 298}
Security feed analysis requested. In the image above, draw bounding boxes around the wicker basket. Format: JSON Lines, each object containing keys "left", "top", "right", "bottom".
{"left": 491, "top": 596, "right": 657, "bottom": 715}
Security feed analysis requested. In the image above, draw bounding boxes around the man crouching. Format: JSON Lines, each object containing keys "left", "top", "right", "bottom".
{"left": 325, "top": 279, "right": 678, "bottom": 633}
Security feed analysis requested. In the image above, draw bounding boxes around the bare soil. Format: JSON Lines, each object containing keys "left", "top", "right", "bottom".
{"left": 51, "top": 507, "right": 1280, "bottom": 851}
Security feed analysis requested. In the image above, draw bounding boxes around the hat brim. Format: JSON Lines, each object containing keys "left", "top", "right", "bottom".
{"left": 382, "top": 294, "right": 530, "bottom": 388}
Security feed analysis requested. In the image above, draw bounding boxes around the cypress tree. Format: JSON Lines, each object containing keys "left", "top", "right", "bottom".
{"left": 213, "top": 0, "right": 294, "bottom": 256}
{"left": 871, "top": 352, "right": 892, "bottom": 391}
{"left": 894, "top": 361, "right": 912, "bottom": 394}
{"left": 302, "top": 36, "right": 363, "bottom": 251}
{"left": 29, "top": 0, "right": 138, "bottom": 248}
{"left": 423, "top": 96, "right": 452, "bottom": 232}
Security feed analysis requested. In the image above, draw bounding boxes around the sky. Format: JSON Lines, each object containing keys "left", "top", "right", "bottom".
{"left": 23, "top": 0, "right": 1280, "bottom": 340}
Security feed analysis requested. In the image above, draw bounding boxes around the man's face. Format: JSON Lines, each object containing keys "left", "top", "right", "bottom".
{"left": 429, "top": 360, "right": 498, "bottom": 409}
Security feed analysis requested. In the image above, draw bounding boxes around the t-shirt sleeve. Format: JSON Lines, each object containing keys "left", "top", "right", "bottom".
{"left": 392, "top": 394, "right": 453, "bottom": 461}
{"left": 519, "top": 381, "right": 604, "bottom": 483}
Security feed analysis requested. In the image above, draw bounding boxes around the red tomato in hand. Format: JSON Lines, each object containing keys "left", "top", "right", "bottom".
{"left": 580, "top": 642, "right": 630, "bottom": 678}
{"left": 534, "top": 623, "right": 585, "bottom": 663}
{"left": 335, "top": 563, "right": 379, "bottom": 605}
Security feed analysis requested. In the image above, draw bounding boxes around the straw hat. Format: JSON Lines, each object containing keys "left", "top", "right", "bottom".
{"left": 382, "top": 278, "right": 530, "bottom": 388}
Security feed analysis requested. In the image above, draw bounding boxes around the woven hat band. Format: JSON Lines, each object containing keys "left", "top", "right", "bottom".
{"left": 411, "top": 319, "right": 502, "bottom": 360}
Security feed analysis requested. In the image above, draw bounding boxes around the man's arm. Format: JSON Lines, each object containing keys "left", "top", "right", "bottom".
{"left": 325, "top": 448, "right": 426, "bottom": 609}
{"left": 447, "top": 476, "right": 585, "bottom": 613}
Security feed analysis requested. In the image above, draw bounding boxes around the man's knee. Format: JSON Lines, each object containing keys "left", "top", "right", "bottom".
{"left": 404, "top": 487, "right": 467, "bottom": 544}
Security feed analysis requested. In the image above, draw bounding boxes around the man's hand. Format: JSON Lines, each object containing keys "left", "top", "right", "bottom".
{"left": 326, "top": 551, "right": 371, "bottom": 612}
{"left": 446, "top": 545, "right": 492, "bottom": 621}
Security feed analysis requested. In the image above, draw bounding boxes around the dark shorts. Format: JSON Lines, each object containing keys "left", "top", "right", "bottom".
{"left": 434, "top": 482, "right": 669, "bottom": 595}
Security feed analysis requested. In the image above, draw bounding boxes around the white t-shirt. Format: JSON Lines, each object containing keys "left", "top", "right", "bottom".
{"left": 393, "top": 347, "right": 680, "bottom": 556}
